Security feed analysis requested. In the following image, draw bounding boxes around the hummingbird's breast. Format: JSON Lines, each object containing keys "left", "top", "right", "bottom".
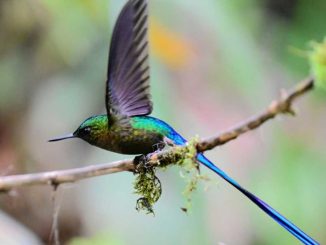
{"left": 96, "top": 123, "right": 164, "bottom": 155}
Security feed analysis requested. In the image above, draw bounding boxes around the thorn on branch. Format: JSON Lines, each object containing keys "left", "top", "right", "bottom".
{"left": 49, "top": 179, "right": 60, "bottom": 191}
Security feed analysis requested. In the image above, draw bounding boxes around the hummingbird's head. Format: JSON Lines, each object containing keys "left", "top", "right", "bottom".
{"left": 49, "top": 115, "right": 108, "bottom": 144}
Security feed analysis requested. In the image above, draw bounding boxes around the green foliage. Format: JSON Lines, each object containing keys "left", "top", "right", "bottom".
{"left": 309, "top": 38, "right": 326, "bottom": 90}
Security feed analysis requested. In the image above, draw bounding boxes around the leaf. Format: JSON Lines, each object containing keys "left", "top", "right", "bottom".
{"left": 309, "top": 38, "right": 326, "bottom": 90}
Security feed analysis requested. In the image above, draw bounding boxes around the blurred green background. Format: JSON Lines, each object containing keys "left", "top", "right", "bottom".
{"left": 0, "top": 0, "right": 325, "bottom": 244}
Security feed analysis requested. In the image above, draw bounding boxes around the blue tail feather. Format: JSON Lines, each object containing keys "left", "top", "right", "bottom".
{"left": 165, "top": 128, "right": 318, "bottom": 245}
{"left": 197, "top": 154, "right": 318, "bottom": 245}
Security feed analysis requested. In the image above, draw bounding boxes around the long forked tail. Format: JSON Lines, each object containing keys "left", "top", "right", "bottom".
{"left": 197, "top": 153, "right": 318, "bottom": 245}
{"left": 165, "top": 129, "right": 318, "bottom": 245}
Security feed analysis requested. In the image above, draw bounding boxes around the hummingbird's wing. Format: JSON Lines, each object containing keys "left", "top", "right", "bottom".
{"left": 106, "top": 0, "right": 152, "bottom": 121}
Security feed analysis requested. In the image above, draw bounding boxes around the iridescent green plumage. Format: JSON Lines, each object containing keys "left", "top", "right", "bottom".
{"left": 74, "top": 115, "right": 170, "bottom": 154}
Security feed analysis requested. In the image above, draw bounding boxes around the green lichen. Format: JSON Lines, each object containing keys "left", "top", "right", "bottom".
{"left": 309, "top": 38, "right": 326, "bottom": 91}
{"left": 134, "top": 162, "right": 161, "bottom": 214}
{"left": 176, "top": 137, "right": 210, "bottom": 213}
{"left": 133, "top": 137, "right": 210, "bottom": 214}
{"left": 181, "top": 172, "right": 211, "bottom": 213}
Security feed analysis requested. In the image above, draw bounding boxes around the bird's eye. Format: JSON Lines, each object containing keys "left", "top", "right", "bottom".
{"left": 83, "top": 127, "right": 91, "bottom": 133}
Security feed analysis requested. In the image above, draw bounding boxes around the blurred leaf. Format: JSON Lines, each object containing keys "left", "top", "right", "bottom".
{"left": 41, "top": 0, "right": 108, "bottom": 66}
{"left": 309, "top": 38, "right": 326, "bottom": 90}
{"left": 149, "top": 18, "right": 194, "bottom": 69}
{"left": 278, "top": 0, "right": 326, "bottom": 77}
{"left": 69, "top": 233, "right": 124, "bottom": 245}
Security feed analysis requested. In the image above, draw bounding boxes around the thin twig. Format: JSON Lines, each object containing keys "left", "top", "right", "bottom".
{"left": 0, "top": 160, "right": 134, "bottom": 191}
{"left": 49, "top": 186, "right": 62, "bottom": 245}
{"left": 0, "top": 77, "right": 314, "bottom": 192}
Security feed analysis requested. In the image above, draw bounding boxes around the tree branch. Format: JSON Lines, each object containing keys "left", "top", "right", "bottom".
{"left": 0, "top": 77, "right": 314, "bottom": 192}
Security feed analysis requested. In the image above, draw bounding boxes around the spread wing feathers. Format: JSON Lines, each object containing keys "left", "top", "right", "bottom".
{"left": 106, "top": 0, "right": 152, "bottom": 120}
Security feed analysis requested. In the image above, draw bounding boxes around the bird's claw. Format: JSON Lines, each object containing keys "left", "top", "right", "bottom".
{"left": 152, "top": 141, "right": 165, "bottom": 152}
{"left": 133, "top": 154, "right": 153, "bottom": 173}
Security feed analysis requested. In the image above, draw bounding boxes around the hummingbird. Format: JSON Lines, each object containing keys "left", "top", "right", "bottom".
{"left": 49, "top": 0, "right": 318, "bottom": 244}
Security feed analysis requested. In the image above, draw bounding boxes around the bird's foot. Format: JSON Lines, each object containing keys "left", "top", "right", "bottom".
{"left": 151, "top": 136, "right": 176, "bottom": 154}
{"left": 133, "top": 154, "right": 147, "bottom": 165}
{"left": 133, "top": 141, "right": 166, "bottom": 173}
{"left": 133, "top": 154, "right": 153, "bottom": 173}
{"left": 152, "top": 141, "right": 165, "bottom": 153}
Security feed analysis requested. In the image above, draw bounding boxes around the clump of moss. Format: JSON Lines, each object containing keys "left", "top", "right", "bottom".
{"left": 176, "top": 137, "right": 210, "bottom": 213}
{"left": 134, "top": 162, "right": 161, "bottom": 214}
{"left": 180, "top": 169, "right": 211, "bottom": 213}
{"left": 133, "top": 137, "right": 210, "bottom": 214}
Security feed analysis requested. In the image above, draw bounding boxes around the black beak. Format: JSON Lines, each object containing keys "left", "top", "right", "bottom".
{"left": 48, "top": 133, "right": 75, "bottom": 142}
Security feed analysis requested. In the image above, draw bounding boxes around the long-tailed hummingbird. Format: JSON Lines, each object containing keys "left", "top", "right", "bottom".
{"left": 49, "top": 1, "right": 318, "bottom": 244}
